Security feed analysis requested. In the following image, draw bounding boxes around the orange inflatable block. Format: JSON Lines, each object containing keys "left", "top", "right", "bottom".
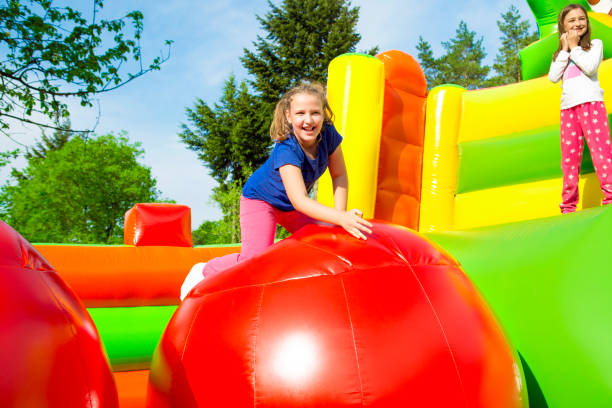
{"left": 381, "top": 88, "right": 427, "bottom": 146}
{"left": 375, "top": 50, "right": 427, "bottom": 230}
{"left": 34, "top": 244, "right": 240, "bottom": 307}
{"left": 376, "top": 50, "right": 427, "bottom": 97}
{"left": 114, "top": 370, "right": 149, "bottom": 408}
{"left": 375, "top": 190, "right": 420, "bottom": 228}
{"left": 124, "top": 203, "right": 192, "bottom": 247}
{"left": 378, "top": 138, "right": 423, "bottom": 198}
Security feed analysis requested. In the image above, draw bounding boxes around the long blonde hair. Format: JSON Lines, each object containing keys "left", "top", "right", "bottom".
{"left": 553, "top": 4, "right": 592, "bottom": 61}
{"left": 270, "top": 81, "right": 334, "bottom": 142}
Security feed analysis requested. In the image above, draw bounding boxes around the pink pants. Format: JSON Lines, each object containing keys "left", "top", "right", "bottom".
{"left": 202, "top": 195, "right": 317, "bottom": 278}
{"left": 560, "top": 101, "right": 612, "bottom": 213}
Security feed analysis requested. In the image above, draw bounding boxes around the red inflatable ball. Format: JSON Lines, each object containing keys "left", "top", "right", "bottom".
{"left": 147, "top": 221, "right": 526, "bottom": 407}
{"left": 0, "top": 221, "right": 118, "bottom": 407}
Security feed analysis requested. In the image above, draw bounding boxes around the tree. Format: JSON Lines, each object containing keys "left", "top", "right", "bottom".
{"left": 416, "top": 36, "right": 439, "bottom": 88}
{"left": 192, "top": 179, "right": 243, "bottom": 244}
{"left": 489, "top": 5, "right": 539, "bottom": 85}
{"left": 242, "top": 0, "right": 376, "bottom": 105}
{"left": 417, "top": 21, "right": 490, "bottom": 90}
{"left": 438, "top": 21, "right": 490, "bottom": 89}
{"left": 192, "top": 220, "right": 234, "bottom": 245}
{"left": 9, "top": 121, "right": 75, "bottom": 181}
{"left": 0, "top": 132, "right": 161, "bottom": 244}
{"left": 180, "top": 76, "right": 269, "bottom": 186}
{"left": 24, "top": 120, "right": 74, "bottom": 160}
{"left": 0, "top": 0, "right": 170, "bottom": 135}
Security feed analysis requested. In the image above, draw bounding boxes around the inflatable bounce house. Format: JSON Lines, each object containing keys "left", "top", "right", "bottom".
{"left": 1, "top": 0, "right": 612, "bottom": 406}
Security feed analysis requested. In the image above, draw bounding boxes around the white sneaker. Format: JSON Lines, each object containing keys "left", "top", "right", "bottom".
{"left": 180, "top": 262, "right": 207, "bottom": 301}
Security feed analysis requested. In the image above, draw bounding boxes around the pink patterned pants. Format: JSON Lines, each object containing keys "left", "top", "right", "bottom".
{"left": 202, "top": 195, "right": 317, "bottom": 278}
{"left": 560, "top": 101, "right": 612, "bottom": 213}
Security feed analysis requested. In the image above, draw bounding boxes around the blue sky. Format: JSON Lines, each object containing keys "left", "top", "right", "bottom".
{"left": 0, "top": 0, "right": 536, "bottom": 228}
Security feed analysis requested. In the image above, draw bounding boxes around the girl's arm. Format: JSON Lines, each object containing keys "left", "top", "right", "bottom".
{"left": 549, "top": 51, "right": 570, "bottom": 83}
{"left": 279, "top": 151, "right": 372, "bottom": 240}
{"left": 570, "top": 39, "right": 603, "bottom": 77}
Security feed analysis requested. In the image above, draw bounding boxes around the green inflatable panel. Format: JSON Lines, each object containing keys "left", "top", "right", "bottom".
{"left": 425, "top": 205, "right": 612, "bottom": 408}
{"left": 89, "top": 305, "right": 177, "bottom": 371}
{"left": 456, "top": 121, "right": 600, "bottom": 194}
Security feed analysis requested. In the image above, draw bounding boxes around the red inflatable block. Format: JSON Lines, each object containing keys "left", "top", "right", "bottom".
{"left": 124, "top": 203, "right": 192, "bottom": 247}
{"left": 147, "top": 222, "right": 526, "bottom": 407}
{"left": 0, "top": 221, "right": 118, "bottom": 407}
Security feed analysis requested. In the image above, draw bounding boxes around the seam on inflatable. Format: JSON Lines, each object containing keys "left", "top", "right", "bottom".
{"left": 340, "top": 277, "right": 365, "bottom": 406}
{"left": 252, "top": 285, "right": 265, "bottom": 408}
{"left": 409, "top": 265, "right": 467, "bottom": 403}
{"left": 180, "top": 300, "right": 205, "bottom": 361}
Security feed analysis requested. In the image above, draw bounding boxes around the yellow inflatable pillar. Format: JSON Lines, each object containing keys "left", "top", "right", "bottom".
{"left": 419, "top": 85, "right": 466, "bottom": 232}
{"left": 318, "top": 54, "right": 385, "bottom": 218}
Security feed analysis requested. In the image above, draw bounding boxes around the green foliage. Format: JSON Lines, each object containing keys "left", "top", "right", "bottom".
{"left": 417, "top": 6, "right": 537, "bottom": 90}
{"left": 0, "top": 0, "right": 170, "bottom": 133}
{"left": 489, "top": 5, "right": 539, "bottom": 86}
{"left": 9, "top": 121, "right": 75, "bottom": 181}
{"left": 416, "top": 36, "right": 439, "bottom": 87}
{"left": 25, "top": 121, "right": 74, "bottom": 160}
{"left": 418, "top": 21, "right": 490, "bottom": 89}
{"left": 0, "top": 132, "right": 160, "bottom": 244}
{"left": 210, "top": 180, "right": 243, "bottom": 243}
{"left": 0, "top": 149, "right": 19, "bottom": 169}
{"left": 192, "top": 220, "right": 234, "bottom": 245}
{"left": 192, "top": 180, "right": 241, "bottom": 245}
{"left": 180, "top": 76, "right": 269, "bottom": 185}
{"left": 242, "top": 0, "right": 372, "bottom": 104}
{"left": 438, "top": 21, "right": 490, "bottom": 89}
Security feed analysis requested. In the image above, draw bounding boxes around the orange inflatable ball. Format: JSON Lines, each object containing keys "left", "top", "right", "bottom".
{"left": 0, "top": 221, "right": 118, "bottom": 407}
{"left": 147, "top": 222, "right": 526, "bottom": 408}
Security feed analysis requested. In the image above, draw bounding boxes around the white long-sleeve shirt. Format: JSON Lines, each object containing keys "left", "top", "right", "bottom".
{"left": 548, "top": 38, "right": 604, "bottom": 109}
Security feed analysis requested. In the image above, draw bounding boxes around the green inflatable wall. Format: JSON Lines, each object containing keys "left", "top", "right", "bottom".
{"left": 426, "top": 205, "right": 612, "bottom": 408}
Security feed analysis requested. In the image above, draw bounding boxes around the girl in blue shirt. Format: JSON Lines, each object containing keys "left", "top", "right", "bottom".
{"left": 181, "top": 81, "right": 372, "bottom": 299}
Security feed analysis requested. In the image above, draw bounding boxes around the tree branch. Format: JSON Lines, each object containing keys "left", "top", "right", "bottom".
{"left": 0, "top": 112, "right": 93, "bottom": 134}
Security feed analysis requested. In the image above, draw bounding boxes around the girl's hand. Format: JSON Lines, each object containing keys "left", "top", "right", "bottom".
{"left": 566, "top": 29, "right": 580, "bottom": 49}
{"left": 560, "top": 33, "right": 569, "bottom": 51}
{"left": 340, "top": 208, "right": 373, "bottom": 240}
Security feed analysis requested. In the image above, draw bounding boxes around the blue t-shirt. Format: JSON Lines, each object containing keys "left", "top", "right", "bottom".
{"left": 242, "top": 123, "right": 343, "bottom": 211}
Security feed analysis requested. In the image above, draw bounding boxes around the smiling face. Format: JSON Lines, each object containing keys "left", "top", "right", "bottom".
{"left": 563, "top": 7, "right": 588, "bottom": 37}
{"left": 285, "top": 92, "right": 324, "bottom": 150}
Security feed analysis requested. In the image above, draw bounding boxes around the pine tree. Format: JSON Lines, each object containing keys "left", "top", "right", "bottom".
{"left": 437, "top": 21, "right": 490, "bottom": 89}
{"left": 10, "top": 121, "right": 75, "bottom": 182}
{"left": 489, "top": 5, "right": 539, "bottom": 85}
{"left": 180, "top": 75, "right": 268, "bottom": 186}
{"left": 241, "top": 0, "right": 374, "bottom": 105}
{"left": 416, "top": 36, "right": 439, "bottom": 89}
{"left": 25, "top": 121, "right": 74, "bottom": 160}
